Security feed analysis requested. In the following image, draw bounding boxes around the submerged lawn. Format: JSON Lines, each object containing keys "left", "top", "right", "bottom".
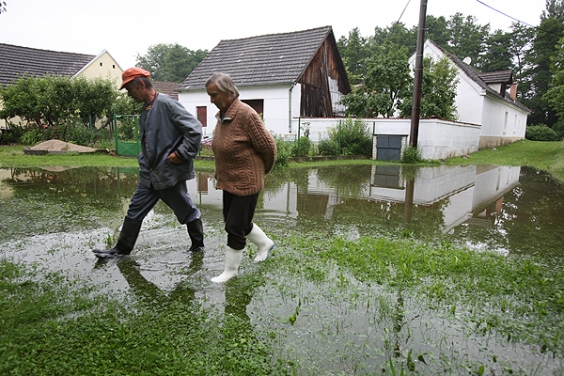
{"left": 1, "top": 140, "right": 564, "bottom": 374}
{"left": 1, "top": 229, "right": 563, "bottom": 375}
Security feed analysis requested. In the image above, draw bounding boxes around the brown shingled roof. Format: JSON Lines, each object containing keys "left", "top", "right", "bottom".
{"left": 153, "top": 80, "right": 181, "bottom": 101}
{"left": 179, "top": 26, "right": 344, "bottom": 90}
{"left": 0, "top": 43, "right": 96, "bottom": 87}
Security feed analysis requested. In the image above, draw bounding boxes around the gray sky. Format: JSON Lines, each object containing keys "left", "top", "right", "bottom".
{"left": 0, "top": 0, "right": 547, "bottom": 69}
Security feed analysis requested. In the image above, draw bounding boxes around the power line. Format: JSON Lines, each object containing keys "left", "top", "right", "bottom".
{"left": 397, "top": 0, "right": 413, "bottom": 24}
{"left": 475, "top": 0, "right": 564, "bottom": 38}
{"left": 475, "top": 0, "right": 537, "bottom": 29}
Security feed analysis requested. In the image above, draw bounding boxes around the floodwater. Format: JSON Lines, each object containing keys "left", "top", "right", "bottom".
{"left": 1, "top": 164, "right": 563, "bottom": 374}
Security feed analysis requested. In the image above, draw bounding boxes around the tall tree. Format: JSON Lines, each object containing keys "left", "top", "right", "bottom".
{"left": 481, "top": 29, "right": 514, "bottom": 72}
{"left": 341, "top": 44, "right": 411, "bottom": 118}
{"left": 447, "top": 13, "right": 491, "bottom": 68}
{"left": 399, "top": 56, "right": 459, "bottom": 120}
{"left": 136, "top": 43, "right": 208, "bottom": 83}
{"left": 369, "top": 22, "right": 416, "bottom": 55}
{"left": 337, "top": 28, "right": 370, "bottom": 85}
{"left": 521, "top": 11, "right": 564, "bottom": 126}
{"left": 544, "top": 36, "right": 564, "bottom": 137}
{"left": 509, "top": 22, "right": 535, "bottom": 79}
{"left": 423, "top": 15, "right": 450, "bottom": 49}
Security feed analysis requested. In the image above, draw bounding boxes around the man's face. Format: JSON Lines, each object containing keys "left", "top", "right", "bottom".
{"left": 124, "top": 81, "right": 143, "bottom": 103}
{"left": 206, "top": 83, "right": 232, "bottom": 112}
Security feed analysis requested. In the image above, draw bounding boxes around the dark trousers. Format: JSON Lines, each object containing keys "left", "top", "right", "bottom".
{"left": 126, "top": 181, "right": 201, "bottom": 225}
{"left": 223, "top": 191, "right": 258, "bottom": 250}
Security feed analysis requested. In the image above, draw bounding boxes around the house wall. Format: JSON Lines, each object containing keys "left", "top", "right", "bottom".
{"left": 453, "top": 75, "right": 485, "bottom": 125}
{"left": 77, "top": 51, "right": 122, "bottom": 89}
{"left": 479, "top": 95, "right": 528, "bottom": 149}
{"left": 178, "top": 84, "right": 301, "bottom": 138}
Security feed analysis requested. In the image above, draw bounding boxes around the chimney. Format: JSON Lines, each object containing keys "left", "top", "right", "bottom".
{"left": 509, "top": 83, "right": 518, "bottom": 101}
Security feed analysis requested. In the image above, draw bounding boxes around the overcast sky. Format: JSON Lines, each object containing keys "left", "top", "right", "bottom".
{"left": 0, "top": 0, "right": 547, "bottom": 69}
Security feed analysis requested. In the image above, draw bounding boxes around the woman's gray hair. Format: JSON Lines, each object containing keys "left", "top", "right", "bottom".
{"left": 205, "top": 72, "right": 239, "bottom": 99}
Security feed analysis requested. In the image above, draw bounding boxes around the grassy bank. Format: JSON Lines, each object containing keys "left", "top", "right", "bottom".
{"left": 444, "top": 140, "right": 564, "bottom": 182}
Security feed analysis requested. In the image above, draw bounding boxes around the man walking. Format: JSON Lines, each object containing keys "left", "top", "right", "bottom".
{"left": 94, "top": 68, "right": 204, "bottom": 258}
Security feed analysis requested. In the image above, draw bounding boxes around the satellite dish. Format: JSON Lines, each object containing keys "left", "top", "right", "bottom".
{"left": 463, "top": 57, "right": 472, "bottom": 65}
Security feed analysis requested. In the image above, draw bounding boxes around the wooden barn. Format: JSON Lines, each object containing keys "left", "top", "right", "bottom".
{"left": 177, "top": 26, "right": 351, "bottom": 138}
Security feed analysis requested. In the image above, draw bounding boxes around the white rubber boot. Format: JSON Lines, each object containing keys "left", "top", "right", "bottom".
{"left": 211, "top": 246, "right": 243, "bottom": 283}
{"left": 247, "top": 224, "right": 274, "bottom": 263}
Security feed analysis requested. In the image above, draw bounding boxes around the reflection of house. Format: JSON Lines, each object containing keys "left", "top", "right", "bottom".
{"left": 409, "top": 40, "right": 530, "bottom": 149}
{"left": 0, "top": 43, "right": 123, "bottom": 129}
{"left": 188, "top": 164, "right": 521, "bottom": 235}
{"left": 177, "top": 26, "right": 351, "bottom": 138}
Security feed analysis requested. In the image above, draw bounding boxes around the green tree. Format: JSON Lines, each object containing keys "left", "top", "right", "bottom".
{"left": 399, "top": 56, "right": 459, "bottom": 120}
{"left": 481, "top": 29, "right": 514, "bottom": 72}
{"left": 447, "top": 13, "right": 491, "bottom": 68}
{"left": 509, "top": 22, "right": 535, "bottom": 79}
{"left": 0, "top": 75, "right": 118, "bottom": 127}
{"left": 521, "top": 13, "right": 564, "bottom": 127}
{"left": 544, "top": 36, "right": 564, "bottom": 137}
{"left": 341, "top": 45, "right": 411, "bottom": 118}
{"left": 136, "top": 43, "right": 208, "bottom": 82}
{"left": 369, "top": 22, "right": 416, "bottom": 55}
{"left": 337, "top": 28, "right": 370, "bottom": 85}
{"left": 423, "top": 15, "right": 450, "bottom": 48}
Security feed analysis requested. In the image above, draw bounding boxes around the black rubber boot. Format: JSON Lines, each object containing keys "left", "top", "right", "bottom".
{"left": 186, "top": 218, "right": 205, "bottom": 252}
{"left": 93, "top": 217, "right": 142, "bottom": 258}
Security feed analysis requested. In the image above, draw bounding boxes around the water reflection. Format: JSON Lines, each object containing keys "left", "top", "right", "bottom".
{"left": 1, "top": 164, "right": 563, "bottom": 258}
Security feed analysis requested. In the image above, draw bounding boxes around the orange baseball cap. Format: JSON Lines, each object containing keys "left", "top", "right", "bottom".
{"left": 120, "top": 67, "right": 151, "bottom": 90}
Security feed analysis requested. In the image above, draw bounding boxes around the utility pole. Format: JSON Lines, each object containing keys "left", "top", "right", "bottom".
{"left": 409, "top": 0, "right": 428, "bottom": 148}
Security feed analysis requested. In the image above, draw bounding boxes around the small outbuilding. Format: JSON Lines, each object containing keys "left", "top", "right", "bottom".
{"left": 177, "top": 26, "right": 351, "bottom": 138}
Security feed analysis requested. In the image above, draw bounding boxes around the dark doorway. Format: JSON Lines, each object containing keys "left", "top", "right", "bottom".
{"left": 376, "top": 135, "right": 403, "bottom": 161}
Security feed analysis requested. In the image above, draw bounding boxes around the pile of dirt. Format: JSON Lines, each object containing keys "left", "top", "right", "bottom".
{"left": 24, "top": 140, "right": 105, "bottom": 155}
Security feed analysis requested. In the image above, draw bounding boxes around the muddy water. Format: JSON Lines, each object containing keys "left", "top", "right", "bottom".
{"left": 1, "top": 164, "right": 563, "bottom": 374}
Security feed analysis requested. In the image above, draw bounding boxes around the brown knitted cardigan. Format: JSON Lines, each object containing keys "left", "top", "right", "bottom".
{"left": 211, "top": 98, "right": 277, "bottom": 196}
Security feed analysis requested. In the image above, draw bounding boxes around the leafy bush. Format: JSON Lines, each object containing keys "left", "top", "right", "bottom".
{"left": 318, "top": 139, "right": 339, "bottom": 156}
{"left": 20, "top": 128, "right": 42, "bottom": 145}
{"left": 291, "top": 136, "right": 312, "bottom": 157}
{"left": 401, "top": 145, "right": 423, "bottom": 164}
{"left": 553, "top": 121, "right": 564, "bottom": 140}
{"left": 273, "top": 134, "right": 289, "bottom": 169}
{"left": 327, "top": 117, "right": 372, "bottom": 156}
{"left": 0, "top": 124, "right": 25, "bottom": 144}
{"left": 526, "top": 124, "right": 560, "bottom": 141}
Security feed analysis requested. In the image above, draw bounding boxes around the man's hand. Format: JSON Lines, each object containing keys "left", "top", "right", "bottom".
{"left": 167, "top": 151, "right": 182, "bottom": 164}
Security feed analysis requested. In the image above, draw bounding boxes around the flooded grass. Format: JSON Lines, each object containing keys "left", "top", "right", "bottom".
{"left": 2, "top": 143, "right": 564, "bottom": 374}
{"left": 1, "top": 222, "right": 563, "bottom": 375}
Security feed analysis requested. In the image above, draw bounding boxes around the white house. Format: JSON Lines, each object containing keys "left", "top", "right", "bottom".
{"left": 411, "top": 40, "right": 531, "bottom": 149}
{"left": 177, "top": 26, "right": 351, "bottom": 139}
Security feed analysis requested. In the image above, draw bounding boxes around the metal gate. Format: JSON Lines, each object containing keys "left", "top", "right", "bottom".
{"left": 376, "top": 135, "right": 403, "bottom": 161}
{"left": 114, "top": 114, "right": 141, "bottom": 157}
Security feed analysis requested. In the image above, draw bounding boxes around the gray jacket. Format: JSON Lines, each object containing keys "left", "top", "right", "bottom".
{"left": 137, "top": 93, "right": 202, "bottom": 190}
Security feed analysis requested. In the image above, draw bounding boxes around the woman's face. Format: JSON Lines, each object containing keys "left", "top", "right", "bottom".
{"left": 206, "top": 83, "right": 233, "bottom": 112}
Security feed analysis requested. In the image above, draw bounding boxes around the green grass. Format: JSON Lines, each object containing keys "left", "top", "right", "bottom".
{"left": 444, "top": 140, "right": 564, "bottom": 182}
